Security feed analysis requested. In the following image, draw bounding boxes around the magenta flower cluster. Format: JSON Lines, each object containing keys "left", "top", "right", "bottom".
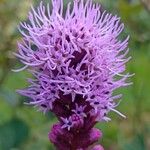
{"left": 14, "top": 0, "right": 131, "bottom": 149}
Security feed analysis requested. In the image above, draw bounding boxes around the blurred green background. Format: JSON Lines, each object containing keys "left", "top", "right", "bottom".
{"left": 0, "top": 0, "right": 150, "bottom": 150}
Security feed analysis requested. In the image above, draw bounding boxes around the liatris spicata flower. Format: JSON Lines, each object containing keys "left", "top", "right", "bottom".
{"left": 14, "top": 0, "right": 131, "bottom": 149}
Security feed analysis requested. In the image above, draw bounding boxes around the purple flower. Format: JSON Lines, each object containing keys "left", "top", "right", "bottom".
{"left": 61, "top": 116, "right": 74, "bottom": 131}
{"left": 72, "top": 103, "right": 87, "bottom": 117}
{"left": 14, "top": 0, "right": 131, "bottom": 149}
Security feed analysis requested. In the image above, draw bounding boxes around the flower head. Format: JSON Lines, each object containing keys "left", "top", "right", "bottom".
{"left": 15, "top": 0, "right": 131, "bottom": 149}
{"left": 16, "top": 0, "right": 130, "bottom": 121}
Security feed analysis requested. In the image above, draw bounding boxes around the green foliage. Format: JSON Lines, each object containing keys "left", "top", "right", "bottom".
{"left": 122, "top": 134, "right": 146, "bottom": 150}
{"left": 0, "top": 118, "right": 29, "bottom": 150}
{"left": 0, "top": 0, "right": 150, "bottom": 150}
